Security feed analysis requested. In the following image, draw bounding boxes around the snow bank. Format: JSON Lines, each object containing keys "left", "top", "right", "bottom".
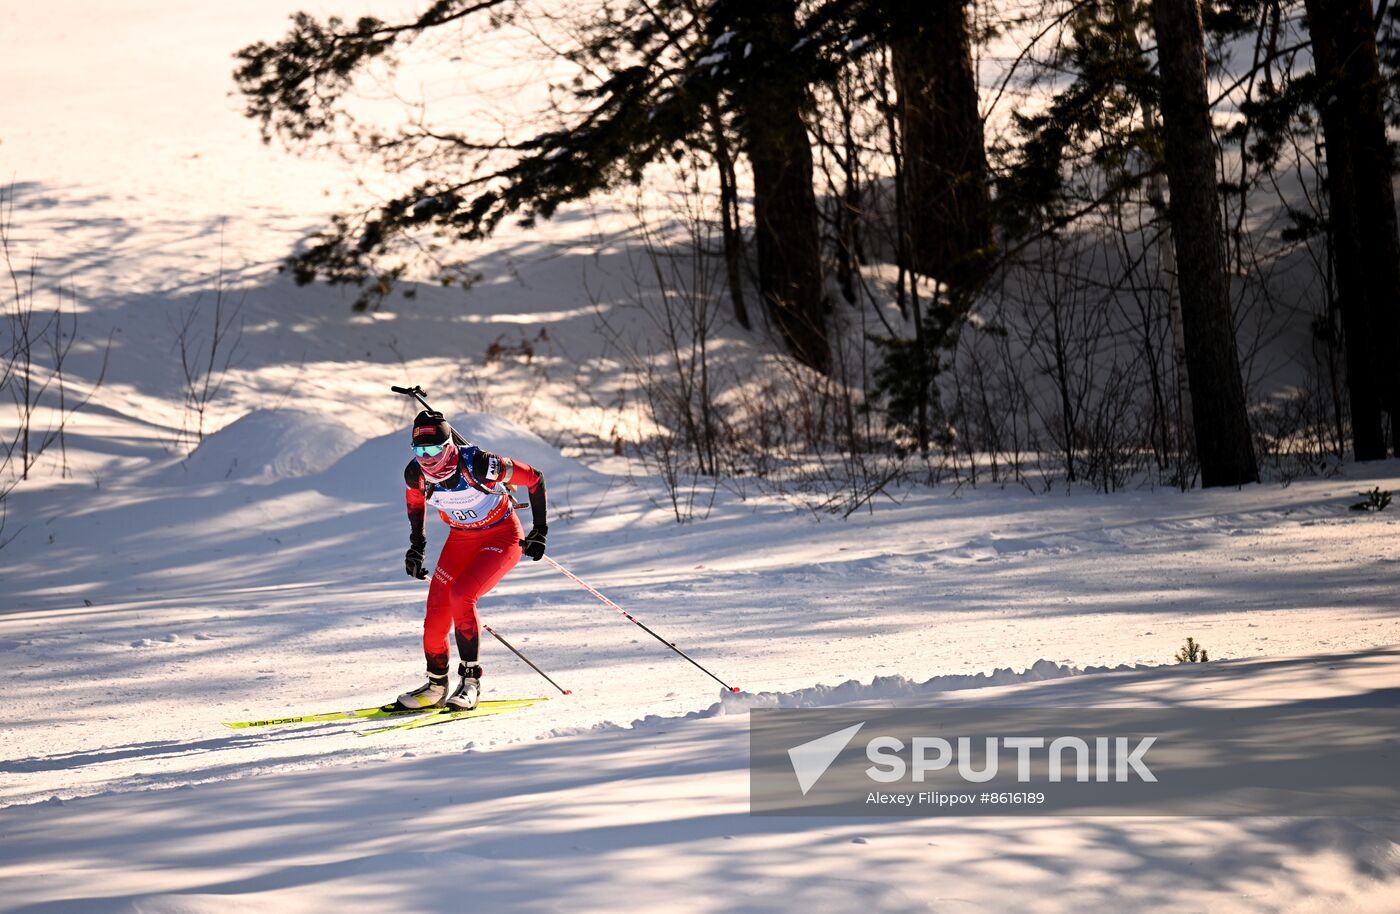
{"left": 315, "top": 409, "right": 609, "bottom": 504}
{"left": 451, "top": 410, "right": 603, "bottom": 483}
{"left": 153, "top": 405, "right": 609, "bottom": 502}
{"left": 165, "top": 408, "right": 364, "bottom": 484}
{"left": 699, "top": 658, "right": 1156, "bottom": 716}
{"left": 545, "top": 659, "right": 1159, "bottom": 738}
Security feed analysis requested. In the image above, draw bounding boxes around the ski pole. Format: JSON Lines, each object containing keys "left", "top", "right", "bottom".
{"left": 483, "top": 622, "right": 572, "bottom": 696}
{"left": 542, "top": 555, "right": 741, "bottom": 693}
{"left": 413, "top": 561, "right": 569, "bottom": 694}
{"left": 392, "top": 384, "right": 474, "bottom": 449}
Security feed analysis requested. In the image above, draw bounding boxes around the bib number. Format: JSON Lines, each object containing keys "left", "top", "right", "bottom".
{"left": 451, "top": 509, "right": 479, "bottom": 522}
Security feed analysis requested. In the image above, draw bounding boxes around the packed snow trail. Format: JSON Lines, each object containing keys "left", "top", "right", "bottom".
{"left": 3, "top": 422, "right": 1399, "bottom": 808}
{"left": 3, "top": 650, "right": 1399, "bottom": 914}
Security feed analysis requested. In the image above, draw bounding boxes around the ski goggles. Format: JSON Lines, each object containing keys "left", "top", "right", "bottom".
{"left": 413, "top": 444, "right": 447, "bottom": 457}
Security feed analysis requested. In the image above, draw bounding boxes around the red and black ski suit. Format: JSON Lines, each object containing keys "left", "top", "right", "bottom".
{"left": 404, "top": 445, "right": 546, "bottom": 675}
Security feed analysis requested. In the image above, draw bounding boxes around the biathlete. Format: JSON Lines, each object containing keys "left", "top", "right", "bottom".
{"left": 394, "top": 409, "right": 548, "bottom": 711}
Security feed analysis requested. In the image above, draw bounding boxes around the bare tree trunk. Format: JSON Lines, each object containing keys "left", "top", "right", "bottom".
{"left": 875, "top": 50, "right": 910, "bottom": 320}
{"left": 833, "top": 69, "right": 863, "bottom": 306}
{"left": 1303, "top": 0, "right": 1399, "bottom": 458}
{"left": 890, "top": 0, "right": 990, "bottom": 289}
{"left": 718, "top": 0, "right": 830, "bottom": 374}
{"left": 1147, "top": 156, "right": 1195, "bottom": 484}
{"left": 1116, "top": 0, "right": 1195, "bottom": 482}
{"left": 708, "top": 105, "right": 751, "bottom": 331}
{"left": 1151, "top": 0, "right": 1259, "bottom": 487}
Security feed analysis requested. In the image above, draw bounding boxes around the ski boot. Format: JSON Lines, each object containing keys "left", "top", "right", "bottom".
{"left": 395, "top": 672, "right": 448, "bottom": 710}
{"left": 446, "top": 662, "right": 483, "bottom": 711}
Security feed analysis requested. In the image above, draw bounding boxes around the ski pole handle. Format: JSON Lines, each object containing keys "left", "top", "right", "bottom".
{"left": 391, "top": 384, "right": 434, "bottom": 412}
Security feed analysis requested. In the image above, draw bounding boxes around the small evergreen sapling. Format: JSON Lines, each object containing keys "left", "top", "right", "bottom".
{"left": 1349, "top": 488, "right": 1392, "bottom": 512}
{"left": 1175, "top": 637, "right": 1209, "bottom": 663}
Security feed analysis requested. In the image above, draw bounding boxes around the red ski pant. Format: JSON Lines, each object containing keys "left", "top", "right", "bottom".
{"left": 423, "top": 516, "right": 522, "bottom": 675}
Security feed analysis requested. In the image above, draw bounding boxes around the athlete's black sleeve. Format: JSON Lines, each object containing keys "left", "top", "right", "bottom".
{"left": 404, "top": 460, "right": 427, "bottom": 548}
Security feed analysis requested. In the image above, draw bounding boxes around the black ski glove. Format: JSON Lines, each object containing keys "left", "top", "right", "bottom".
{"left": 520, "top": 525, "right": 547, "bottom": 561}
{"left": 405, "top": 539, "right": 429, "bottom": 579}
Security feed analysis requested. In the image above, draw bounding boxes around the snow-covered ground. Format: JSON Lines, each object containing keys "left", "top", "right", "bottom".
{"left": 4, "top": 407, "right": 1399, "bottom": 912}
{"left": 4, "top": 3, "right": 1400, "bottom": 912}
{"left": 6, "top": 650, "right": 1400, "bottom": 914}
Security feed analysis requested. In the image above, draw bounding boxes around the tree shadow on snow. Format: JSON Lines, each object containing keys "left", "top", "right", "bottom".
{"left": 4, "top": 659, "right": 1399, "bottom": 913}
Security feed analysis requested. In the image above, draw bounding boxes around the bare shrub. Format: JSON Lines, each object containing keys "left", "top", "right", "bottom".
{"left": 1, "top": 185, "right": 111, "bottom": 547}
{"left": 594, "top": 199, "right": 726, "bottom": 523}
{"left": 172, "top": 242, "right": 245, "bottom": 451}
{"left": 1252, "top": 383, "right": 1346, "bottom": 484}
{"left": 595, "top": 178, "right": 910, "bottom": 521}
